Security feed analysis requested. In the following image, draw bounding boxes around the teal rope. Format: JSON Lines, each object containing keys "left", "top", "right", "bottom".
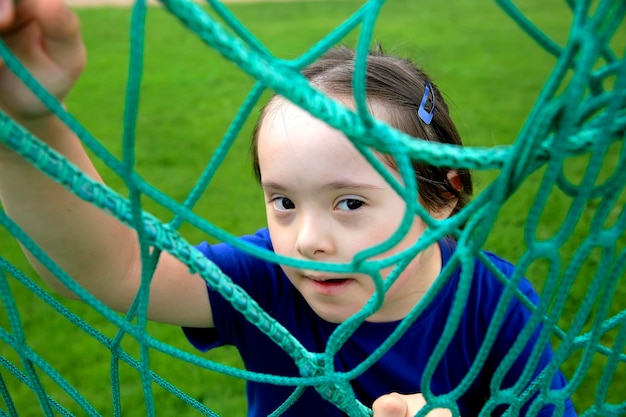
{"left": 0, "top": 0, "right": 625, "bottom": 415}
{"left": 0, "top": 372, "right": 17, "bottom": 416}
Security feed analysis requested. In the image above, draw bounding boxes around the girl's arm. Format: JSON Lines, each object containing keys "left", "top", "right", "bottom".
{"left": 0, "top": 0, "right": 212, "bottom": 328}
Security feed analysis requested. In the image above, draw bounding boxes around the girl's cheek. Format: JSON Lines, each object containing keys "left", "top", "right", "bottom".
{"left": 268, "top": 233, "right": 293, "bottom": 258}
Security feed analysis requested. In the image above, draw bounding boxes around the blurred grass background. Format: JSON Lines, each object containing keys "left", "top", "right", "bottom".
{"left": 1, "top": 0, "right": 624, "bottom": 415}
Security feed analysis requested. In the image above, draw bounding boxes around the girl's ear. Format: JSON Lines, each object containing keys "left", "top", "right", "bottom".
{"left": 431, "top": 170, "right": 460, "bottom": 220}
{"left": 448, "top": 169, "right": 462, "bottom": 193}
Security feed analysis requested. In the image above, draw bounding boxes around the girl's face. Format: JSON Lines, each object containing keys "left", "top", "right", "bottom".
{"left": 257, "top": 99, "right": 448, "bottom": 323}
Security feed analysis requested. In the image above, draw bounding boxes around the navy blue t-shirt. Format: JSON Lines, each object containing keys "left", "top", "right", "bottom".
{"left": 184, "top": 229, "right": 576, "bottom": 417}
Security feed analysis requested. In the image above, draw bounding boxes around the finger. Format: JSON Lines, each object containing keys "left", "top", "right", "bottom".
{"left": 0, "top": 0, "right": 16, "bottom": 31}
{"left": 372, "top": 393, "right": 410, "bottom": 417}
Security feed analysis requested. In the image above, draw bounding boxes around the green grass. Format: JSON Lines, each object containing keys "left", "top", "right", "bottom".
{"left": 1, "top": 0, "right": 624, "bottom": 415}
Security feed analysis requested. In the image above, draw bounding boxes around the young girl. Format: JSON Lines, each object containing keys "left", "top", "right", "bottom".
{"left": 0, "top": 1, "right": 575, "bottom": 416}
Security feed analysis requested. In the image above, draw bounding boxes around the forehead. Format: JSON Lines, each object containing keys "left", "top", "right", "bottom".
{"left": 258, "top": 98, "right": 358, "bottom": 162}
{"left": 256, "top": 98, "right": 396, "bottom": 186}
{"left": 262, "top": 94, "right": 393, "bottom": 125}
{"left": 257, "top": 95, "right": 395, "bottom": 151}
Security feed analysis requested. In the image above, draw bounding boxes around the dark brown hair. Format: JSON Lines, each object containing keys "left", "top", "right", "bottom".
{"left": 251, "top": 45, "right": 472, "bottom": 216}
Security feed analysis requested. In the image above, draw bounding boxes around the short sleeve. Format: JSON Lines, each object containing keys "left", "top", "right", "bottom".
{"left": 182, "top": 229, "right": 286, "bottom": 351}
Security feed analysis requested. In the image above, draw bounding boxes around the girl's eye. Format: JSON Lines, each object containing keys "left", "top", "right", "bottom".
{"left": 336, "top": 199, "right": 364, "bottom": 211}
{"left": 273, "top": 197, "right": 295, "bottom": 211}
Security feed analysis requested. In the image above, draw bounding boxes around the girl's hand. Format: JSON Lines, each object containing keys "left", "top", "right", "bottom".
{"left": 373, "top": 393, "right": 453, "bottom": 417}
{"left": 0, "top": 0, "right": 85, "bottom": 122}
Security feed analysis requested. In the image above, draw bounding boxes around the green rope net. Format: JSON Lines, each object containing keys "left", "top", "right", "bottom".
{"left": 0, "top": 0, "right": 625, "bottom": 416}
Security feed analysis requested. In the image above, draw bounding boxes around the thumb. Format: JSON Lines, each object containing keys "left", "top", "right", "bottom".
{"left": 372, "top": 392, "right": 414, "bottom": 417}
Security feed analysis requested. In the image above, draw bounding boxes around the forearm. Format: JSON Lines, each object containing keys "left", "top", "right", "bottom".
{"left": 0, "top": 114, "right": 141, "bottom": 309}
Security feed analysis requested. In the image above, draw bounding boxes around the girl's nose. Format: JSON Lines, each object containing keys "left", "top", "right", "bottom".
{"left": 295, "top": 214, "right": 335, "bottom": 259}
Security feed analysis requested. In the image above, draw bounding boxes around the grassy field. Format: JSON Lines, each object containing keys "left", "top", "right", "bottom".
{"left": 1, "top": 0, "right": 625, "bottom": 415}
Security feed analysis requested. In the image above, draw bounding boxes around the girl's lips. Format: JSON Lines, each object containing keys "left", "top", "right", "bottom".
{"left": 304, "top": 275, "right": 354, "bottom": 296}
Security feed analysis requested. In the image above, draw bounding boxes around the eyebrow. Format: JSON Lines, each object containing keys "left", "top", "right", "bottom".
{"left": 261, "top": 180, "right": 385, "bottom": 192}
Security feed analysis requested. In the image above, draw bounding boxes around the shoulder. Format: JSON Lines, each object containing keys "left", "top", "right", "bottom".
{"left": 194, "top": 227, "right": 294, "bottom": 305}
{"left": 194, "top": 228, "right": 290, "bottom": 301}
{"left": 196, "top": 228, "right": 273, "bottom": 258}
{"left": 195, "top": 228, "right": 275, "bottom": 276}
{"left": 476, "top": 249, "right": 540, "bottom": 305}
{"left": 440, "top": 238, "right": 537, "bottom": 304}
{"left": 438, "top": 239, "right": 540, "bottom": 328}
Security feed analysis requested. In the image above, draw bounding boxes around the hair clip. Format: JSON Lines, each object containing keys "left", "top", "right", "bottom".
{"left": 418, "top": 81, "right": 436, "bottom": 125}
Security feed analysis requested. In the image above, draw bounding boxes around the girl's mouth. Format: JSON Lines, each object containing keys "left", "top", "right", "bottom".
{"left": 320, "top": 278, "right": 349, "bottom": 284}
{"left": 305, "top": 274, "right": 349, "bottom": 283}
{"left": 305, "top": 275, "right": 354, "bottom": 295}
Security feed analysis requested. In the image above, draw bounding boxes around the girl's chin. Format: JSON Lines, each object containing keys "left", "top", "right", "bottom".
{"left": 311, "top": 308, "right": 358, "bottom": 324}
{"left": 303, "top": 295, "right": 371, "bottom": 324}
